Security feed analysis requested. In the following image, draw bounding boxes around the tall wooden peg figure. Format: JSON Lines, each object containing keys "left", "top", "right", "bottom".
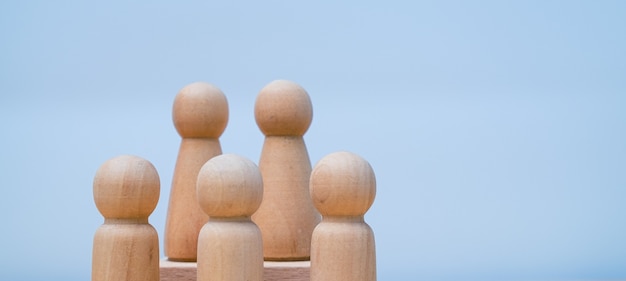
{"left": 165, "top": 82, "right": 229, "bottom": 261}
{"left": 196, "top": 154, "right": 264, "bottom": 281}
{"left": 310, "top": 151, "right": 377, "bottom": 281}
{"left": 92, "top": 155, "right": 160, "bottom": 281}
{"left": 252, "top": 80, "right": 321, "bottom": 260}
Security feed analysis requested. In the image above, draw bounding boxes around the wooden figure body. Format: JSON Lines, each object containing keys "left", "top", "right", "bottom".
{"left": 92, "top": 155, "right": 160, "bottom": 281}
{"left": 309, "top": 151, "right": 377, "bottom": 281}
{"left": 252, "top": 80, "right": 321, "bottom": 261}
{"left": 196, "top": 154, "right": 264, "bottom": 281}
{"left": 165, "top": 82, "right": 228, "bottom": 261}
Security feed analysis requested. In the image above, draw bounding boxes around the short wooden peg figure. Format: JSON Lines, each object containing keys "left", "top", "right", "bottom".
{"left": 310, "top": 151, "right": 377, "bottom": 281}
{"left": 196, "top": 154, "right": 264, "bottom": 281}
{"left": 252, "top": 80, "right": 321, "bottom": 261}
{"left": 92, "top": 155, "right": 160, "bottom": 281}
{"left": 165, "top": 82, "right": 229, "bottom": 261}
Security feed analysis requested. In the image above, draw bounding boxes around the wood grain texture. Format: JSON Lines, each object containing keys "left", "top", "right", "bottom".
{"left": 160, "top": 261, "right": 310, "bottom": 281}
{"left": 165, "top": 82, "right": 228, "bottom": 262}
{"left": 196, "top": 154, "right": 264, "bottom": 281}
{"left": 309, "top": 151, "right": 377, "bottom": 281}
{"left": 252, "top": 80, "right": 321, "bottom": 261}
{"left": 92, "top": 155, "right": 160, "bottom": 281}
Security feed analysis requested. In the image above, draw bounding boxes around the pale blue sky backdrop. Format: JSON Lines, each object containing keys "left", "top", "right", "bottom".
{"left": 1, "top": 1, "right": 625, "bottom": 280}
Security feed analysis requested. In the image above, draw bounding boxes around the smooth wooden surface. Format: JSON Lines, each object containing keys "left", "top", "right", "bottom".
{"left": 165, "top": 82, "right": 228, "bottom": 262}
{"left": 196, "top": 154, "right": 264, "bottom": 281}
{"left": 92, "top": 155, "right": 160, "bottom": 281}
{"left": 309, "top": 151, "right": 377, "bottom": 281}
{"left": 252, "top": 80, "right": 321, "bottom": 261}
{"left": 160, "top": 260, "right": 310, "bottom": 281}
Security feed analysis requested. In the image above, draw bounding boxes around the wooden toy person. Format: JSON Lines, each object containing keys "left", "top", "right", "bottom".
{"left": 196, "top": 154, "right": 264, "bottom": 281}
{"left": 92, "top": 155, "right": 160, "bottom": 281}
{"left": 165, "top": 82, "right": 229, "bottom": 261}
{"left": 309, "top": 151, "right": 377, "bottom": 281}
{"left": 252, "top": 80, "right": 321, "bottom": 260}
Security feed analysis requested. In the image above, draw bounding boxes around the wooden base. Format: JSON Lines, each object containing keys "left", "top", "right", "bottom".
{"left": 160, "top": 260, "right": 310, "bottom": 281}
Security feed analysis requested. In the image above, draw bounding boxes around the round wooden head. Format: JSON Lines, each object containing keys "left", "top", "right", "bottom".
{"left": 310, "top": 151, "right": 376, "bottom": 217}
{"left": 254, "top": 80, "right": 313, "bottom": 136}
{"left": 93, "top": 155, "right": 160, "bottom": 220}
{"left": 173, "top": 82, "right": 229, "bottom": 138}
{"left": 196, "top": 154, "right": 263, "bottom": 218}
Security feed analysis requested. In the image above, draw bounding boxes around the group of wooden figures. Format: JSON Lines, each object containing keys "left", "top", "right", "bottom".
{"left": 92, "top": 80, "right": 377, "bottom": 281}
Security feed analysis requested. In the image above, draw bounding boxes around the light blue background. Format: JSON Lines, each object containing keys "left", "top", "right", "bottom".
{"left": 1, "top": 1, "right": 625, "bottom": 280}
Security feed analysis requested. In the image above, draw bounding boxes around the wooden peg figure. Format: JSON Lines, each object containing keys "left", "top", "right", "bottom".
{"left": 196, "top": 154, "right": 264, "bottom": 281}
{"left": 252, "top": 80, "right": 321, "bottom": 260}
{"left": 310, "top": 151, "right": 377, "bottom": 281}
{"left": 92, "top": 155, "right": 160, "bottom": 281}
{"left": 165, "top": 82, "right": 229, "bottom": 261}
